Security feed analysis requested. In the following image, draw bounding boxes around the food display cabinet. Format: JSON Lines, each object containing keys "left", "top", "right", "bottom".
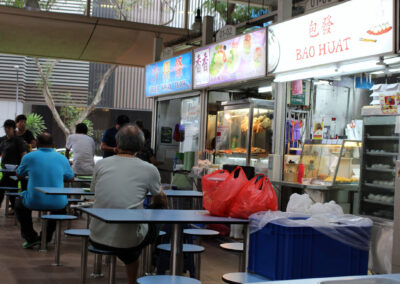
{"left": 298, "top": 140, "right": 362, "bottom": 187}
{"left": 215, "top": 98, "right": 274, "bottom": 166}
{"left": 360, "top": 116, "right": 399, "bottom": 220}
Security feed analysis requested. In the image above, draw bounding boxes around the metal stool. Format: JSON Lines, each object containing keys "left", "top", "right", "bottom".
{"left": 41, "top": 214, "right": 77, "bottom": 265}
{"left": 1, "top": 186, "right": 19, "bottom": 216}
{"left": 184, "top": 228, "right": 219, "bottom": 279}
{"left": 137, "top": 275, "right": 201, "bottom": 284}
{"left": 64, "top": 229, "right": 90, "bottom": 284}
{"left": 5, "top": 192, "right": 19, "bottom": 225}
{"left": 220, "top": 243, "right": 244, "bottom": 271}
{"left": 88, "top": 245, "right": 117, "bottom": 284}
{"left": 222, "top": 272, "right": 269, "bottom": 283}
{"left": 157, "top": 243, "right": 205, "bottom": 277}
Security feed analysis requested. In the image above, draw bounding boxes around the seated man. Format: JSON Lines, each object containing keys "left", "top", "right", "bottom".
{"left": 15, "top": 133, "right": 74, "bottom": 248}
{"left": 65, "top": 123, "right": 95, "bottom": 175}
{"left": 90, "top": 124, "right": 167, "bottom": 284}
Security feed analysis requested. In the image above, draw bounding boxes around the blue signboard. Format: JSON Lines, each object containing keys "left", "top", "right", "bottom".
{"left": 145, "top": 52, "right": 192, "bottom": 97}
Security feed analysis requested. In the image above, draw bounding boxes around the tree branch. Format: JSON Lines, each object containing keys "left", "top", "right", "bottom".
{"left": 161, "top": 0, "right": 175, "bottom": 26}
{"left": 74, "top": 64, "right": 118, "bottom": 126}
{"left": 35, "top": 58, "right": 71, "bottom": 138}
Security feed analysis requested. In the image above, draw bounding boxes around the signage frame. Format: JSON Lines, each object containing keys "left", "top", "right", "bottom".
{"left": 145, "top": 52, "right": 193, "bottom": 98}
{"left": 193, "top": 27, "right": 268, "bottom": 90}
{"left": 268, "top": 0, "right": 396, "bottom": 75}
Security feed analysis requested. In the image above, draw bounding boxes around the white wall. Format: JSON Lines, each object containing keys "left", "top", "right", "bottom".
{"left": 0, "top": 100, "right": 23, "bottom": 136}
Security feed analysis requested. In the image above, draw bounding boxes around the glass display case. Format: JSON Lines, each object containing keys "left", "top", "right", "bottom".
{"left": 215, "top": 98, "right": 274, "bottom": 166}
{"left": 360, "top": 116, "right": 399, "bottom": 220}
{"left": 298, "top": 139, "right": 362, "bottom": 187}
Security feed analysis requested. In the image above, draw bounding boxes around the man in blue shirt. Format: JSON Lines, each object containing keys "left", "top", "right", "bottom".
{"left": 100, "top": 115, "right": 130, "bottom": 158}
{"left": 15, "top": 133, "right": 74, "bottom": 249}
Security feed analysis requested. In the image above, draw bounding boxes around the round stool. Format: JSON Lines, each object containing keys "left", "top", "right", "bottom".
{"left": 220, "top": 243, "right": 243, "bottom": 272}
{"left": 159, "top": 230, "right": 167, "bottom": 237}
{"left": 137, "top": 275, "right": 201, "bottom": 284}
{"left": 222, "top": 272, "right": 269, "bottom": 284}
{"left": 64, "top": 229, "right": 90, "bottom": 284}
{"left": 88, "top": 245, "right": 117, "bottom": 284}
{"left": 41, "top": 214, "right": 77, "bottom": 265}
{"left": 157, "top": 243, "right": 205, "bottom": 279}
{"left": 184, "top": 228, "right": 219, "bottom": 279}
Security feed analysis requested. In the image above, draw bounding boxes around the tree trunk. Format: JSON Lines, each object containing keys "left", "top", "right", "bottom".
{"left": 35, "top": 58, "right": 71, "bottom": 138}
{"left": 74, "top": 65, "right": 118, "bottom": 126}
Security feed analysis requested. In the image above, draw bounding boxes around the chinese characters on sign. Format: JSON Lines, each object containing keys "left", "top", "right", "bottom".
{"left": 268, "top": 0, "right": 394, "bottom": 73}
{"left": 145, "top": 53, "right": 192, "bottom": 97}
{"left": 194, "top": 28, "right": 266, "bottom": 88}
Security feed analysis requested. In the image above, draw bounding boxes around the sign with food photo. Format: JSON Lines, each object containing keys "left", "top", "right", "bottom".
{"left": 268, "top": 0, "right": 394, "bottom": 74}
{"left": 194, "top": 28, "right": 266, "bottom": 88}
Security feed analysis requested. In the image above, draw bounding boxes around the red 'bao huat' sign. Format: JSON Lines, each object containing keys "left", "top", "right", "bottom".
{"left": 268, "top": 0, "right": 394, "bottom": 74}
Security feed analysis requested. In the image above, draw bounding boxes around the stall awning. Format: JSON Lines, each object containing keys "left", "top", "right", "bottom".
{"left": 0, "top": 6, "right": 193, "bottom": 66}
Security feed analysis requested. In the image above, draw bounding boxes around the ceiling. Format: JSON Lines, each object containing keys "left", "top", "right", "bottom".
{"left": 0, "top": 6, "right": 194, "bottom": 67}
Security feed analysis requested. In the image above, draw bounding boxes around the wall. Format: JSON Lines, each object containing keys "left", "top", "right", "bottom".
{"left": 0, "top": 100, "right": 23, "bottom": 136}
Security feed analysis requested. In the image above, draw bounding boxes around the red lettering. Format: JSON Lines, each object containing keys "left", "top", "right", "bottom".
{"left": 309, "top": 46, "right": 315, "bottom": 57}
{"left": 319, "top": 43, "right": 327, "bottom": 56}
{"left": 303, "top": 47, "right": 309, "bottom": 59}
{"left": 296, "top": 49, "right": 302, "bottom": 60}
{"left": 343, "top": 37, "right": 351, "bottom": 50}
{"left": 328, "top": 41, "right": 335, "bottom": 54}
{"left": 335, "top": 39, "right": 344, "bottom": 53}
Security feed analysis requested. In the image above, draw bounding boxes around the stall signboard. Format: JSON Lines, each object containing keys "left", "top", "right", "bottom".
{"left": 268, "top": 0, "right": 394, "bottom": 74}
{"left": 161, "top": 127, "right": 172, "bottom": 143}
{"left": 194, "top": 28, "right": 266, "bottom": 89}
{"left": 145, "top": 52, "right": 192, "bottom": 97}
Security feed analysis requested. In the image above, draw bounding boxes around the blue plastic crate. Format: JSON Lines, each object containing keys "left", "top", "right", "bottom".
{"left": 248, "top": 218, "right": 370, "bottom": 280}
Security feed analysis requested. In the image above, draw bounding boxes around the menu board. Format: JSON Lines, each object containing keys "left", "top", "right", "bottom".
{"left": 145, "top": 52, "right": 192, "bottom": 97}
{"left": 193, "top": 28, "right": 266, "bottom": 88}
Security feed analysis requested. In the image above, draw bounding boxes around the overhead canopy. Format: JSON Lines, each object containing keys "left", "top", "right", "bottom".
{"left": 0, "top": 6, "right": 193, "bottom": 66}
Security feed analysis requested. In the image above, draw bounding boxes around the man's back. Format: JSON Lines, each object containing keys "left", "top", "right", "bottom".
{"left": 18, "top": 148, "right": 74, "bottom": 210}
{"left": 90, "top": 155, "right": 161, "bottom": 248}
{"left": 66, "top": 133, "right": 95, "bottom": 175}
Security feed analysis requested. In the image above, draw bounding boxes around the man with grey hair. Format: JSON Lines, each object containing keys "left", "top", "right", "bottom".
{"left": 89, "top": 124, "right": 167, "bottom": 284}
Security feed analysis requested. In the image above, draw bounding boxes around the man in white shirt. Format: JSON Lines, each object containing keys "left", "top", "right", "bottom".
{"left": 89, "top": 124, "right": 167, "bottom": 283}
{"left": 65, "top": 123, "right": 95, "bottom": 175}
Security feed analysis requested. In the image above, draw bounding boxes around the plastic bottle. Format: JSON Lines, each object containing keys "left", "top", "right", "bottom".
{"left": 331, "top": 117, "right": 337, "bottom": 139}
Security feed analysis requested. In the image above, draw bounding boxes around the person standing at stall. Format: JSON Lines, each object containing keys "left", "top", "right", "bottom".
{"left": 65, "top": 123, "right": 95, "bottom": 175}
{"left": 0, "top": 119, "right": 27, "bottom": 212}
{"left": 15, "top": 114, "right": 36, "bottom": 151}
{"left": 100, "top": 115, "right": 130, "bottom": 158}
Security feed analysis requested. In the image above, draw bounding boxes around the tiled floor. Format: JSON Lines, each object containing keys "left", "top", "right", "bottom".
{"left": 0, "top": 207, "right": 240, "bottom": 283}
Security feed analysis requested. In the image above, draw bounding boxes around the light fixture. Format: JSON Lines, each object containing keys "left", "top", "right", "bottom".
{"left": 384, "top": 57, "right": 400, "bottom": 65}
{"left": 314, "top": 80, "right": 330, "bottom": 85}
{"left": 339, "top": 59, "right": 381, "bottom": 73}
{"left": 370, "top": 70, "right": 385, "bottom": 75}
{"left": 258, "top": 86, "right": 272, "bottom": 93}
{"left": 274, "top": 66, "right": 337, "bottom": 82}
{"left": 389, "top": 68, "right": 400, "bottom": 73}
{"left": 224, "top": 113, "right": 231, "bottom": 120}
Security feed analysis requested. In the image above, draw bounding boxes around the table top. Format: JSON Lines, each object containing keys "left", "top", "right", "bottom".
{"left": 148, "top": 190, "right": 202, "bottom": 198}
{"left": 0, "top": 168, "right": 17, "bottom": 173}
{"left": 34, "top": 187, "right": 94, "bottom": 195}
{"left": 80, "top": 208, "right": 249, "bottom": 224}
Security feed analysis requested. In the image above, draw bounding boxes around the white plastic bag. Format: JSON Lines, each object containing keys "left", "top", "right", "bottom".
{"left": 286, "top": 193, "right": 313, "bottom": 213}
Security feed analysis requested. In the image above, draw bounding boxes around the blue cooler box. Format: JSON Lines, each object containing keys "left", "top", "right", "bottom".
{"left": 248, "top": 218, "right": 371, "bottom": 280}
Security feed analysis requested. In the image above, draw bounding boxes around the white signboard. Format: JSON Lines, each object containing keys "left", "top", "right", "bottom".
{"left": 194, "top": 49, "right": 210, "bottom": 87}
{"left": 268, "top": 0, "right": 394, "bottom": 74}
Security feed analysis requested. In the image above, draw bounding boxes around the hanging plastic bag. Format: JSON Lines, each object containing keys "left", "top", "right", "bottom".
{"left": 229, "top": 174, "right": 278, "bottom": 219}
{"left": 209, "top": 167, "right": 248, "bottom": 217}
{"left": 202, "top": 169, "right": 230, "bottom": 211}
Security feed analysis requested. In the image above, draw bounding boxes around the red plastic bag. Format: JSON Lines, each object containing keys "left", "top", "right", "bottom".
{"left": 229, "top": 174, "right": 278, "bottom": 219}
{"left": 209, "top": 167, "right": 248, "bottom": 217}
{"left": 202, "top": 169, "right": 229, "bottom": 211}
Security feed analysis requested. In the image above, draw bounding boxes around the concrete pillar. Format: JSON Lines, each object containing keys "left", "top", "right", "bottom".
{"left": 153, "top": 37, "right": 163, "bottom": 62}
{"left": 277, "top": 0, "right": 292, "bottom": 22}
{"left": 202, "top": 16, "right": 214, "bottom": 46}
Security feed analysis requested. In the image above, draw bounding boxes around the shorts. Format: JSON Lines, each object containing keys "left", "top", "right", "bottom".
{"left": 90, "top": 223, "right": 159, "bottom": 265}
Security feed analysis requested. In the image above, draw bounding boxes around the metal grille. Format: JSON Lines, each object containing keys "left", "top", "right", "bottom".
{"left": 113, "top": 66, "right": 152, "bottom": 110}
